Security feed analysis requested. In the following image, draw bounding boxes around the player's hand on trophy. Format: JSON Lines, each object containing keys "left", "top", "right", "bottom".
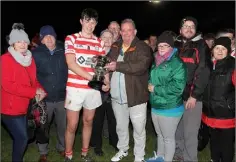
{"left": 104, "top": 61, "right": 117, "bottom": 71}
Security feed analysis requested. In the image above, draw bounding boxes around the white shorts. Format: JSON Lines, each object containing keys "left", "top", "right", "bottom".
{"left": 65, "top": 87, "right": 102, "bottom": 111}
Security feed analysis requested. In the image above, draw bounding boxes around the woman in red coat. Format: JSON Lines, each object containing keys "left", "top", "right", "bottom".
{"left": 1, "top": 23, "right": 46, "bottom": 162}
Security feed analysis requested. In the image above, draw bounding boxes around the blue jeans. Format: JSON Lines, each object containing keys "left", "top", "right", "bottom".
{"left": 2, "top": 114, "right": 28, "bottom": 162}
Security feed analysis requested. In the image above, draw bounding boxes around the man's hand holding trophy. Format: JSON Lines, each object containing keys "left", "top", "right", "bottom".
{"left": 88, "top": 55, "right": 111, "bottom": 92}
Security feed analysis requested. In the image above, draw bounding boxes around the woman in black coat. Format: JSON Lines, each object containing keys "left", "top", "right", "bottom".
{"left": 202, "top": 37, "right": 235, "bottom": 162}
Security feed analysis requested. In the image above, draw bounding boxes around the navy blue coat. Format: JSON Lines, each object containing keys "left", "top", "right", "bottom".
{"left": 32, "top": 42, "right": 68, "bottom": 102}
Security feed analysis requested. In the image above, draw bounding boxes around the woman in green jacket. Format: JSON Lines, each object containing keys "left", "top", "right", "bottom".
{"left": 146, "top": 31, "right": 187, "bottom": 162}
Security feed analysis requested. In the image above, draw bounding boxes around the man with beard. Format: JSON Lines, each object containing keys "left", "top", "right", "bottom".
{"left": 174, "top": 16, "right": 210, "bottom": 162}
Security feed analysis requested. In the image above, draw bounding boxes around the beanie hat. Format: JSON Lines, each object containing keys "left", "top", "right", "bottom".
{"left": 8, "top": 23, "right": 30, "bottom": 45}
{"left": 157, "top": 31, "right": 175, "bottom": 48}
{"left": 39, "top": 25, "right": 57, "bottom": 40}
{"left": 180, "top": 16, "right": 198, "bottom": 29}
{"left": 212, "top": 37, "right": 231, "bottom": 53}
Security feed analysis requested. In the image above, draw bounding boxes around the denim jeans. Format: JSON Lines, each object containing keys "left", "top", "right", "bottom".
{"left": 2, "top": 114, "right": 28, "bottom": 162}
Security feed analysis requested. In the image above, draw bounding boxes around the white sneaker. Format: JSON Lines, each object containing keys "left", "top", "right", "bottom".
{"left": 111, "top": 150, "right": 128, "bottom": 162}
{"left": 134, "top": 156, "right": 144, "bottom": 162}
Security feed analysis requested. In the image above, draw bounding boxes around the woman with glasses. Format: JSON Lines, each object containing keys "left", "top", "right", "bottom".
{"left": 146, "top": 31, "right": 187, "bottom": 162}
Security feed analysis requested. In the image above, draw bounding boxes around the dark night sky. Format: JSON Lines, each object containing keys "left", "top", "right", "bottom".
{"left": 1, "top": 1, "right": 235, "bottom": 44}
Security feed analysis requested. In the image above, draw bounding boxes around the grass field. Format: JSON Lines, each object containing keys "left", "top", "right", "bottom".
{"left": 1, "top": 113, "right": 211, "bottom": 162}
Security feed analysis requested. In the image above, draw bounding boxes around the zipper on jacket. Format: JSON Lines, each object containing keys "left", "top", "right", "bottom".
{"left": 213, "top": 60, "right": 217, "bottom": 70}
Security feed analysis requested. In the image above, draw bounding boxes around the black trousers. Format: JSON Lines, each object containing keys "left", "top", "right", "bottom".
{"left": 198, "top": 121, "right": 210, "bottom": 151}
{"left": 210, "top": 127, "right": 235, "bottom": 162}
{"left": 90, "top": 99, "right": 118, "bottom": 150}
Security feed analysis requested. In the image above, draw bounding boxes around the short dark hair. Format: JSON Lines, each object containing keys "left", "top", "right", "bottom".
{"left": 216, "top": 28, "right": 235, "bottom": 39}
{"left": 180, "top": 16, "right": 198, "bottom": 29}
{"left": 203, "top": 33, "right": 215, "bottom": 40}
{"left": 81, "top": 8, "right": 98, "bottom": 22}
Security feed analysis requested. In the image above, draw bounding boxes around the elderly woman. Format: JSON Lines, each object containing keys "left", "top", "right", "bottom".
{"left": 202, "top": 37, "right": 235, "bottom": 162}
{"left": 90, "top": 29, "right": 118, "bottom": 156}
{"left": 146, "top": 31, "right": 187, "bottom": 162}
{"left": 1, "top": 23, "right": 46, "bottom": 162}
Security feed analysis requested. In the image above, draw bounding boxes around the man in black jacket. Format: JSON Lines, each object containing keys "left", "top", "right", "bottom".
{"left": 32, "top": 25, "right": 68, "bottom": 162}
{"left": 174, "top": 17, "right": 210, "bottom": 162}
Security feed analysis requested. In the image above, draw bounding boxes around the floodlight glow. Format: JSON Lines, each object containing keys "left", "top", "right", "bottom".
{"left": 149, "top": 0, "right": 161, "bottom": 3}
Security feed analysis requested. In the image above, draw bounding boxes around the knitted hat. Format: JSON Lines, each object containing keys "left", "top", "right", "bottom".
{"left": 180, "top": 16, "right": 198, "bottom": 29}
{"left": 39, "top": 25, "right": 57, "bottom": 40}
{"left": 156, "top": 31, "right": 175, "bottom": 47}
{"left": 212, "top": 37, "right": 231, "bottom": 53}
{"left": 8, "top": 23, "right": 30, "bottom": 45}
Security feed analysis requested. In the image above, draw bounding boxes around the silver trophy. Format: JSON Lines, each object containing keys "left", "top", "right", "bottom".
{"left": 88, "top": 55, "right": 111, "bottom": 91}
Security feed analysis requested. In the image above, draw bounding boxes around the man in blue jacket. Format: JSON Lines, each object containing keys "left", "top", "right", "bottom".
{"left": 32, "top": 25, "right": 68, "bottom": 162}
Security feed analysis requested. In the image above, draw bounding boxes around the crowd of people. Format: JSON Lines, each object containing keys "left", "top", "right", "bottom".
{"left": 1, "top": 7, "right": 235, "bottom": 162}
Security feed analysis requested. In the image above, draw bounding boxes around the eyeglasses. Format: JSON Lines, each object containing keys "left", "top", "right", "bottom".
{"left": 157, "top": 45, "right": 170, "bottom": 49}
{"left": 182, "top": 25, "right": 195, "bottom": 29}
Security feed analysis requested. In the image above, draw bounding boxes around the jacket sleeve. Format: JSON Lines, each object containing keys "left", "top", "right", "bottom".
{"left": 35, "top": 79, "right": 47, "bottom": 95}
{"left": 191, "top": 42, "right": 210, "bottom": 100}
{"left": 116, "top": 43, "right": 153, "bottom": 76}
{"left": 1, "top": 56, "right": 36, "bottom": 98}
{"left": 154, "top": 63, "right": 187, "bottom": 97}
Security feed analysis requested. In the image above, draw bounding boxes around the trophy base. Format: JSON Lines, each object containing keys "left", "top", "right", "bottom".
{"left": 88, "top": 80, "right": 104, "bottom": 91}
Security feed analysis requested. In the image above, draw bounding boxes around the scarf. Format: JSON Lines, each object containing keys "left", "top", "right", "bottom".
{"left": 155, "top": 48, "right": 173, "bottom": 67}
{"left": 8, "top": 46, "right": 32, "bottom": 67}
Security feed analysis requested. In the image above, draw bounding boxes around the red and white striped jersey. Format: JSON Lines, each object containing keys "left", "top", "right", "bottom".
{"left": 65, "top": 32, "right": 105, "bottom": 89}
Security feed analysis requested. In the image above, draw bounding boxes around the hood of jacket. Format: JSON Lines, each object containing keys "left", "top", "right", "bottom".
{"left": 176, "top": 33, "right": 203, "bottom": 43}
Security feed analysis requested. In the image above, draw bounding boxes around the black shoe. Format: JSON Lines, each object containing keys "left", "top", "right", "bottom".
{"left": 94, "top": 148, "right": 104, "bottom": 156}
